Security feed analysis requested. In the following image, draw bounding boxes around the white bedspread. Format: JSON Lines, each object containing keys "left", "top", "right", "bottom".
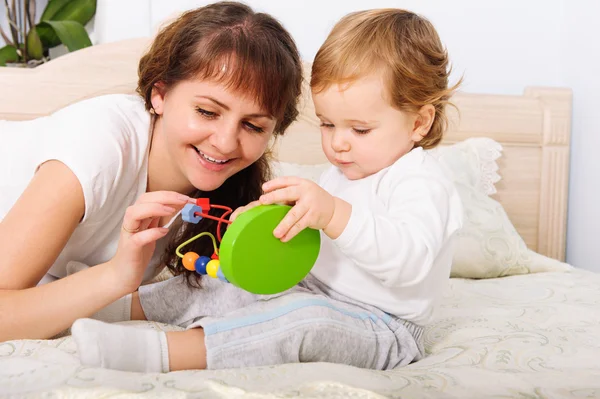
{"left": 2, "top": 269, "right": 599, "bottom": 399}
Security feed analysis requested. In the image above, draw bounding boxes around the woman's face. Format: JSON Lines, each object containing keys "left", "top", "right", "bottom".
{"left": 150, "top": 78, "right": 275, "bottom": 193}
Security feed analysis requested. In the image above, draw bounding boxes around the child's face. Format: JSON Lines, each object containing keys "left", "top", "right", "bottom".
{"left": 313, "top": 74, "right": 425, "bottom": 180}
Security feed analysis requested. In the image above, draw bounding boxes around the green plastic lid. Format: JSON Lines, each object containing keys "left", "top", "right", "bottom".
{"left": 219, "top": 204, "right": 321, "bottom": 294}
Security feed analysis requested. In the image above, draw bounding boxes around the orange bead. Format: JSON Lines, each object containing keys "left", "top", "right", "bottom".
{"left": 182, "top": 252, "right": 200, "bottom": 271}
{"left": 206, "top": 259, "right": 220, "bottom": 278}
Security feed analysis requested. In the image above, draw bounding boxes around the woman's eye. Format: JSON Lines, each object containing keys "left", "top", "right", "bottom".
{"left": 196, "top": 108, "right": 217, "bottom": 118}
{"left": 320, "top": 123, "right": 334, "bottom": 129}
{"left": 243, "top": 121, "right": 264, "bottom": 133}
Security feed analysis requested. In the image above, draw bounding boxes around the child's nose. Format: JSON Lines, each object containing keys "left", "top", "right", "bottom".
{"left": 331, "top": 130, "right": 350, "bottom": 152}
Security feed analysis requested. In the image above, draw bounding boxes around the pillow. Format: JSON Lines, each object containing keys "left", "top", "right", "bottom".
{"left": 271, "top": 138, "right": 572, "bottom": 279}
{"left": 428, "top": 138, "right": 571, "bottom": 278}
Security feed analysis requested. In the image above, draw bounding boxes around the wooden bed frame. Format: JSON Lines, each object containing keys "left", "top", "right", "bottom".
{"left": 0, "top": 38, "right": 572, "bottom": 261}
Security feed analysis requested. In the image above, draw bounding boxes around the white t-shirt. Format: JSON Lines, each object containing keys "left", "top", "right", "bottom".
{"left": 0, "top": 94, "right": 167, "bottom": 283}
{"left": 311, "top": 147, "right": 463, "bottom": 325}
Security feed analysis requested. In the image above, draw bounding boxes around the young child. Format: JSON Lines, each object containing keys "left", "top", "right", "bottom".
{"left": 71, "top": 8, "right": 463, "bottom": 373}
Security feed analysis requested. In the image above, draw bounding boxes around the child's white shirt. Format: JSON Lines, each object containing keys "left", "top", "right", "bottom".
{"left": 310, "top": 147, "right": 463, "bottom": 325}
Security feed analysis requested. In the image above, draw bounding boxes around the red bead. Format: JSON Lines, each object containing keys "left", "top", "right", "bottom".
{"left": 196, "top": 198, "right": 211, "bottom": 211}
{"left": 211, "top": 252, "right": 219, "bottom": 260}
{"left": 183, "top": 252, "right": 200, "bottom": 271}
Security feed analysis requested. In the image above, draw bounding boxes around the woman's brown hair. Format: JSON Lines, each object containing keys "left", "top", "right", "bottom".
{"left": 311, "top": 9, "right": 460, "bottom": 149}
{"left": 136, "top": 1, "right": 303, "bottom": 284}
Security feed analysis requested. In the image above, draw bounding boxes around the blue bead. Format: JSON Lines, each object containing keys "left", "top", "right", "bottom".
{"left": 217, "top": 267, "right": 229, "bottom": 282}
{"left": 182, "top": 204, "right": 203, "bottom": 224}
{"left": 195, "top": 256, "right": 211, "bottom": 275}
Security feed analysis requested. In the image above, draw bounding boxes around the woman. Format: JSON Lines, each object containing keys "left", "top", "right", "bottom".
{"left": 0, "top": 1, "right": 302, "bottom": 342}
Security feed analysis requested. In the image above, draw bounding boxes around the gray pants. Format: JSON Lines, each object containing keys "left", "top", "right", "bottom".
{"left": 139, "top": 274, "right": 424, "bottom": 370}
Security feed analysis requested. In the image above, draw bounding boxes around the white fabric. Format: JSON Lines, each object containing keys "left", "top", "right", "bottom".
{"left": 427, "top": 138, "right": 573, "bottom": 278}
{"left": 1, "top": 268, "right": 599, "bottom": 398}
{"left": 272, "top": 138, "right": 572, "bottom": 280}
{"left": 71, "top": 318, "right": 169, "bottom": 373}
{"left": 451, "top": 181, "right": 572, "bottom": 278}
{"left": 428, "top": 137, "right": 502, "bottom": 196}
{"left": 310, "top": 148, "right": 463, "bottom": 325}
{"left": 0, "top": 94, "right": 165, "bottom": 283}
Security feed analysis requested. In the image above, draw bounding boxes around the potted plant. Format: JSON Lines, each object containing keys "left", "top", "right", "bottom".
{"left": 0, "top": 0, "right": 96, "bottom": 67}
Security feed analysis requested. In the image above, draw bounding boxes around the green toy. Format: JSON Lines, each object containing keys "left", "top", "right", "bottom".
{"left": 176, "top": 199, "right": 321, "bottom": 294}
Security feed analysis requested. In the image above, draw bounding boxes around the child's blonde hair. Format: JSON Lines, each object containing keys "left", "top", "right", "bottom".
{"left": 311, "top": 9, "right": 460, "bottom": 149}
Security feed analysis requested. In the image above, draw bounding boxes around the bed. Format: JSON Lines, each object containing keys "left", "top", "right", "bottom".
{"left": 1, "top": 38, "right": 599, "bottom": 399}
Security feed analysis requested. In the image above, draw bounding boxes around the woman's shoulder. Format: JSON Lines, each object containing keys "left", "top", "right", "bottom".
{"left": 48, "top": 93, "right": 151, "bottom": 146}
{"left": 53, "top": 93, "right": 148, "bottom": 126}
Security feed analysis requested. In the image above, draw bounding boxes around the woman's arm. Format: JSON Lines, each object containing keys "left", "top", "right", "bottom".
{"left": 0, "top": 160, "right": 134, "bottom": 341}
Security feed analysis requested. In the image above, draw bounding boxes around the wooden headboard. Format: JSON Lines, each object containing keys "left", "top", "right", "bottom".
{"left": 0, "top": 38, "right": 572, "bottom": 261}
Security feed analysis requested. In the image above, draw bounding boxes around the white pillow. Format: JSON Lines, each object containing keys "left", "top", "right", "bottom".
{"left": 271, "top": 137, "right": 571, "bottom": 279}
{"left": 450, "top": 179, "right": 572, "bottom": 278}
{"left": 429, "top": 138, "right": 571, "bottom": 278}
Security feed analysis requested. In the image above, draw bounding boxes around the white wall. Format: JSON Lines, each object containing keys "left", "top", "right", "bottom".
{"left": 561, "top": 2, "right": 600, "bottom": 272}
{"left": 2, "top": 0, "right": 599, "bottom": 271}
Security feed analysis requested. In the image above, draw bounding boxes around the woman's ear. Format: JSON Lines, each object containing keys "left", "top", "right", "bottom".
{"left": 411, "top": 104, "right": 435, "bottom": 143}
{"left": 150, "top": 82, "right": 167, "bottom": 115}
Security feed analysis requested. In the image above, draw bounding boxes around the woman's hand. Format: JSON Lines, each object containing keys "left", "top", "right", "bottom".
{"left": 109, "top": 191, "right": 193, "bottom": 292}
{"left": 259, "top": 177, "right": 336, "bottom": 242}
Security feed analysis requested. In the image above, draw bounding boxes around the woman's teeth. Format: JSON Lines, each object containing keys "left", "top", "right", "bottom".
{"left": 197, "top": 149, "right": 230, "bottom": 164}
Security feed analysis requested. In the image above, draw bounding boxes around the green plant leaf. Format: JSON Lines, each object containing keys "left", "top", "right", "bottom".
{"left": 36, "top": 23, "right": 61, "bottom": 49}
{"left": 42, "top": 0, "right": 97, "bottom": 24}
{"left": 26, "top": 27, "right": 44, "bottom": 60}
{"left": 41, "top": 0, "right": 72, "bottom": 21}
{"left": 37, "top": 20, "right": 92, "bottom": 52}
{"left": 41, "top": 0, "right": 96, "bottom": 24}
{"left": 39, "top": 0, "right": 97, "bottom": 48}
{"left": 0, "top": 44, "right": 19, "bottom": 66}
{"left": 52, "top": 0, "right": 96, "bottom": 25}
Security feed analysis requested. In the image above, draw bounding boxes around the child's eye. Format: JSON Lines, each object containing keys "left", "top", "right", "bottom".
{"left": 243, "top": 121, "right": 265, "bottom": 133}
{"left": 352, "top": 128, "right": 371, "bottom": 135}
{"left": 320, "top": 123, "right": 334, "bottom": 129}
{"left": 196, "top": 108, "right": 217, "bottom": 119}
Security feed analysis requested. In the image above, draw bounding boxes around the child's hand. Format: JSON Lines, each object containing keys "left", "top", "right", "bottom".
{"left": 229, "top": 200, "right": 261, "bottom": 222}
{"left": 259, "top": 177, "right": 335, "bottom": 242}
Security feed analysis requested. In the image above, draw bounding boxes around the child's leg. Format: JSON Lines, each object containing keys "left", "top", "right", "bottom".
{"left": 137, "top": 275, "right": 261, "bottom": 327}
{"left": 130, "top": 291, "right": 146, "bottom": 320}
{"left": 167, "top": 328, "right": 207, "bottom": 371}
{"left": 73, "top": 277, "right": 423, "bottom": 372}
{"left": 71, "top": 318, "right": 208, "bottom": 372}
{"left": 193, "top": 281, "right": 424, "bottom": 370}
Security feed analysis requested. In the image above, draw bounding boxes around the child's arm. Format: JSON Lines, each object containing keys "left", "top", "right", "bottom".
{"left": 260, "top": 174, "right": 461, "bottom": 288}
{"left": 331, "top": 175, "right": 461, "bottom": 287}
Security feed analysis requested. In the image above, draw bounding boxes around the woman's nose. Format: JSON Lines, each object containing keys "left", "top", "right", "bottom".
{"left": 210, "top": 120, "right": 239, "bottom": 155}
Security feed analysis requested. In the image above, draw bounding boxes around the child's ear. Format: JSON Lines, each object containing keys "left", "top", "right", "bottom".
{"left": 411, "top": 104, "right": 436, "bottom": 142}
{"left": 150, "top": 82, "right": 167, "bottom": 115}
